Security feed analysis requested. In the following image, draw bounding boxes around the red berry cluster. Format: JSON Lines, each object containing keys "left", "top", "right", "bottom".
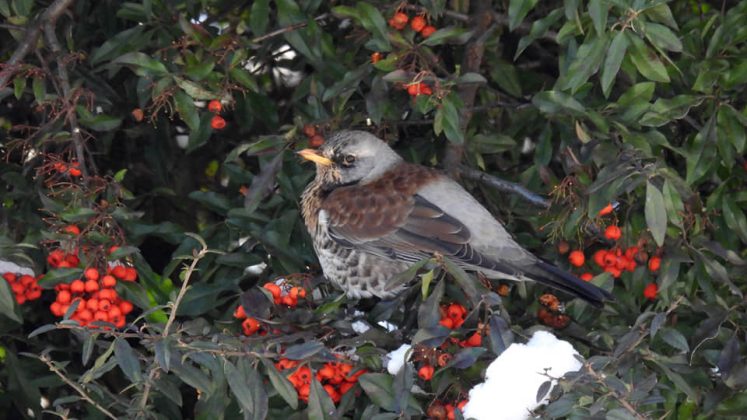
{"left": 274, "top": 359, "right": 365, "bottom": 404}
{"left": 233, "top": 281, "right": 308, "bottom": 336}
{"left": 50, "top": 265, "right": 137, "bottom": 328}
{"left": 52, "top": 160, "right": 82, "bottom": 177}
{"left": 387, "top": 11, "right": 436, "bottom": 37}
{"left": 406, "top": 81, "right": 433, "bottom": 96}
{"left": 565, "top": 203, "right": 662, "bottom": 300}
{"left": 537, "top": 293, "right": 570, "bottom": 329}
{"left": 3, "top": 273, "right": 43, "bottom": 304}
{"left": 437, "top": 303, "right": 483, "bottom": 347}
{"left": 427, "top": 399, "right": 469, "bottom": 420}
{"left": 302, "top": 124, "right": 324, "bottom": 148}
{"left": 208, "top": 99, "right": 226, "bottom": 130}
{"left": 233, "top": 304, "right": 265, "bottom": 336}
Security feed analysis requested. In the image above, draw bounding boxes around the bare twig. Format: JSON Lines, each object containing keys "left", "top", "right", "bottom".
{"left": 43, "top": 21, "right": 90, "bottom": 178}
{"left": 36, "top": 354, "right": 119, "bottom": 420}
{"left": 249, "top": 13, "right": 329, "bottom": 45}
{"left": 443, "top": 2, "right": 496, "bottom": 174}
{"left": 0, "top": 0, "right": 74, "bottom": 88}
{"left": 136, "top": 242, "right": 209, "bottom": 418}
{"left": 460, "top": 165, "right": 551, "bottom": 208}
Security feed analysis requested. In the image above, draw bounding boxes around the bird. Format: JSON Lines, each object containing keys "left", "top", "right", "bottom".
{"left": 298, "top": 130, "right": 613, "bottom": 307}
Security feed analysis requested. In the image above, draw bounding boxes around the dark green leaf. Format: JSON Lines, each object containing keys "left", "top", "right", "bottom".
{"left": 114, "top": 338, "right": 142, "bottom": 383}
{"left": 359, "top": 373, "right": 396, "bottom": 411}
{"left": 588, "top": 0, "right": 608, "bottom": 34}
{"left": 658, "top": 327, "right": 689, "bottom": 352}
{"left": 308, "top": 378, "right": 337, "bottom": 419}
{"left": 508, "top": 0, "right": 539, "bottom": 31}
{"left": 0, "top": 279, "right": 22, "bottom": 323}
{"left": 262, "top": 359, "right": 298, "bottom": 409}
{"left": 627, "top": 33, "right": 670, "bottom": 83}
{"left": 557, "top": 34, "right": 609, "bottom": 92}
{"left": 645, "top": 181, "right": 667, "bottom": 247}
{"left": 601, "top": 31, "right": 629, "bottom": 97}
{"left": 224, "top": 359, "right": 254, "bottom": 415}
{"left": 284, "top": 341, "right": 324, "bottom": 360}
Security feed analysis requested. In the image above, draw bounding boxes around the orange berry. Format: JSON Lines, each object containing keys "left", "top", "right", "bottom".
{"left": 131, "top": 108, "right": 144, "bottom": 122}
{"left": 439, "top": 317, "right": 454, "bottom": 329}
{"left": 50, "top": 302, "right": 63, "bottom": 316}
{"left": 648, "top": 256, "right": 661, "bottom": 272}
{"left": 580, "top": 272, "right": 594, "bottom": 282}
{"left": 242, "top": 317, "right": 261, "bottom": 335}
{"left": 69, "top": 168, "right": 82, "bottom": 177}
{"left": 496, "top": 283, "right": 510, "bottom": 296}
{"left": 234, "top": 304, "right": 247, "bottom": 319}
{"left": 84, "top": 279, "right": 99, "bottom": 293}
{"left": 324, "top": 384, "right": 341, "bottom": 403}
{"left": 84, "top": 268, "right": 100, "bottom": 282}
{"left": 604, "top": 266, "right": 622, "bottom": 278}
{"left": 309, "top": 134, "right": 325, "bottom": 148}
{"left": 339, "top": 381, "right": 355, "bottom": 394}
{"left": 93, "top": 311, "right": 109, "bottom": 322}
{"left": 120, "top": 300, "right": 134, "bottom": 315}
{"left": 87, "top": 298, "right": 99, "bottom": 311}
{"left": 70, "top": 279, "right": 85, "bottom": 293}
{"left": 3, "top": 272, "right": 16, "bottom": 282}
{"left": 568, "top": 250, "right": 585, "bottom": 267}
{"left": 410, "top": 15, "right": 426, "bottom": 32}
{"left": 98, "top": 288, "right": 117, "bottom": 300}
{"left": 25, "top": 288, "right": 42, "bottom": 300}
{"left": 101, "top": 275, "right": 117, "bottom": 288}
{"left": 111, "top": 265, "right": 127, "bottom": 279}
{"left": 108, "top": 306, "right": 122, "bottom": 318}
{"left": 464, "top": 332, "right": 482, "bottom": 347}
{"left": 302, "top": 124, "right": 317, "bottom": 137}
{"left": 604, "top": 225, "right": 622, "bottom": 241}
{"left": 98, "top": 299, "right": 112, "bottom": 312}
{"left": 57, "top": 290, "right": 72, "bottom": 304}
{"left": 389, "top": 12, "right": 409, "bottom": 30}
{"left": 62, "top": 225, "right": 80, "bottom": 235}
{"left": 108, "top": 245, "right": 120, "bottom": 255}
{"left": 123, "top": 267, "right": 138, "bottom": 282}
{"left": 420, "top": 25, "right": 437, "bottom": 37}
{"left": 598, "top": 203, "right": 614, "bottom": 216}
{"left": 281, "top": 295, "right": 297, "bottom": 307}
{"left": 20, "top": 275, "right": 34, "bottom": 286}
{"left": 371, "top": 52, "right": 382, "bottom": 64}
{"left": 643, "top": 283, "right": 658, "bottom": 300}
{"left": 78, "top": 309, "right": 93, "bottom": 323}
{"left": 207, "top": 100, "right": 222, "bottom": 114}
{"left": 210, "top": 115, "right": 226, "bottom": 130}
{"left": 11, "top": 282, "right": 24, "bottom": 294}
{"left": 263, "top": 283, "right": 281, "bottom": 298}
{"left": 418, "top": 365, "right": 435, "bottom": 381}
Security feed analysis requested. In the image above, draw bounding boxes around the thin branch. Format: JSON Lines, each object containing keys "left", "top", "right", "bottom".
{"left": 43, "top": 20, "right": 90, "bottom": 179}
{"left": 136, "top": 243, "right": 209, "bottom": 418}
{"left": 460, "top": 165, "right": 551, "bottom": 208}
{"left": 249, "top": 13, "right": 329, "bottom": 45}
{"left": 36, "top": 354, "right": 119, "bottom": 420}
{"left": 0, "top": 0, "right": 74, "bottom": 88}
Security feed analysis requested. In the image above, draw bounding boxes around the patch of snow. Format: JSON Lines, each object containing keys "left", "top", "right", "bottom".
{"left": 384, "top": 343, "right": 412, "bottom": 375}
{"left": 0, "top": 261, "right": 34, "bottom": 276}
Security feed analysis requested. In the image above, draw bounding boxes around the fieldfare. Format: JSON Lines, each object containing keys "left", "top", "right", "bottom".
{"left": 299, "top": 130, "right": 613, "bottom": 307}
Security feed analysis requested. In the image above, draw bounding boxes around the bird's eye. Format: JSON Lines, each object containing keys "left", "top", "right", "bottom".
{"left": 342, "top": 154, "right": 356, "bottom": 165}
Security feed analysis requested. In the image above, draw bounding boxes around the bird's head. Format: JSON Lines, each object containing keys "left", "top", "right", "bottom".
{"left": 298, "top": 130, "right": 403, "bottom": 189}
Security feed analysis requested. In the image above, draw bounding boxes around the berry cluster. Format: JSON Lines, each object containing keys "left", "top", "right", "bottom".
{"left": 427, "top": 399, "right": 469, "bottom": 420}
{"left": 233, "top": 304, "right": 265, "bottom": 336}
{"left": 50, "top": 265, "right": 136, "bottom": 328}
{"left": 275, "top": 359, "right": 365, "bottom": 404}
{"left": 438, "top": 303, "right": 482, "bottom": 347}
{"left": 564, "top": 203, "right": 662, "bottom": 300}
{"left": 3, "top": 273, "right": 43, "bottom": 304}
{"left": 302, "top": 124, "right": 325, "bottom": 148}
{"left": 208, "top": 99, "right": 226, "bottom": 130}
{"left": 233, "top": 281, "right": 308, "bottom": 336}
{"left": 537, "top": 293, "right": 570, "bottom": 329}
{"left": 387, "top": 11, "right": 436, "bottom": 37}
{"left": 51, "top": 160, "right": 82, "bottom": 177}
{"left": 406, "top": 81, "right": 433, "bottom": 96}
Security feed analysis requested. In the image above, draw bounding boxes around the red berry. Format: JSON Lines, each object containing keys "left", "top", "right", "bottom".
{"left": 410, "top": 15, "right": 426, "bottom": 32}
{"left": 69, "top": 168, "right": 82, "bottom": 177}
{"left": 242, "top": 317, "right": 261, "bottom": 335}
{"left": 643, "top": 283, "right": 658, "bottom": 300}
{"left": 648, "top": 256, "right": 661, "bottom": 272}
{"left": 210, "top": 115, "right": 226, "bottom": 130}
{"left": 102, "top": 275, "right": 117, "bottom": 288}
{"left": 57, "top": 290, "right": 72, "bottom": 304}
{"left": 85, "top": 279, "right": 99, "bottom": 293}
{"left": 84, "top": 268, "right": 100, "bottom": 282}
{"left": 418, "top": 365, "right": 435, "bottom": 381}
{"left": 207, "top": 100, "right": 222, "bottom": 114}
{"left": 580, "top": 272, "right": 594, "bottom": 282}
{"left": 120, "top": 300, "right": 134, "bottom": 315}
{"left": 62, "top": 225, "right": 80, "bottom": 235}
{"left": 420, "top": 25, "right": 437, "bottom": 37}
{"left": 604, "top": 225, "right": 622, "bottom": 241}
{"left": 568, "top": 250, "right": 585, "bottom": 267}
{"left": 309, "top": 134, "right": 325, "bottom": 148}
{"left": 370, "top": 52, "right": 382, "bottom": 64}
{"left": 598, "top": 203, "right": 614, "bottom": 216}
{"left": 111, "top": 265, "right": 127, "bottom": 279}
{"left": 389, "top": 12, "right": 409, "bottom": 30}
{"left": 123, "top": 267, "right": 138, "bottom": 282}
{"left": 70, "top": 279, "right": 85, "bottom": 293}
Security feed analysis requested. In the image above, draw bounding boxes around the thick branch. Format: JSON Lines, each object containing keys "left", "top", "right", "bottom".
{"left": 443, "top": 1, "right": 495, "bottom": 174}
{"left": 460, "top": 165, "right": 551, "bottom": 208}
{"left": 0, "top": 0, "right": 74, "bottom": 88}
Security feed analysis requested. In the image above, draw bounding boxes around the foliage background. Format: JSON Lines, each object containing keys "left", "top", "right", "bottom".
{"left": 1, "top": 0, "right": 747, "bottom": 418}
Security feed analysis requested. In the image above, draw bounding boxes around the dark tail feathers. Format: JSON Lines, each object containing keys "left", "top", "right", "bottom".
{"left": 527, "top": 260, "right": 614, "bottom": 308}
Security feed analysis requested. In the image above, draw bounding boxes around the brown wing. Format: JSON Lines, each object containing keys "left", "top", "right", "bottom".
{"left": 320, "top": 163, "right": 512, "bottom": 271}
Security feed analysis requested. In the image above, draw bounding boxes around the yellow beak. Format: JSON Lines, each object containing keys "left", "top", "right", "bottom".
{"left": 297, "top": 149, "right": 333, "bottom": 166}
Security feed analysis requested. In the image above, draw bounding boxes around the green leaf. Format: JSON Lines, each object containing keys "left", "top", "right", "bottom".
{"left": 718, "top": 105, "right": 746, "bottom": 154}
{"left": 79, "top": 114, "right": 122, "bottom": 132}
{"left": 601, "top": 31, "right": 629, "bottom": 97}
{"left": 173, "top": 90, "right": 199, "bottom": 131}
{"left": 224, "top": 359, "right": 254, "bottom": 415}
{"left": 627, "top": 33, "right": 670, "bottom": 83}
{"left": 644, "top": 22, "right": 682, "bottom": 52}
{"left": 90, "top": 26, "right": 146, "bottom": 65}
{"left": 0, "top": 279, "right": 22, "bottom": 323}
{"left": 421, "top": 27, "right": 473, "bottom": 46}
{"left": 112, "top": 52, "right": 168, "bottom": 76}
{"left": 588, "top": 0, "right": 608, "bottom": 34}
{"left": 175, "top": 77, "right": 217, "bottom": 100}
{"left": 250, "top": 0, "right": 270, "bottom": 35}
{"left": 353, "top": 2, "right": 391, "bottom": 51}
{"left": 557, "top": 34, "right": 609, "bottom": 92}
{"left": 532, "top": 90, "right": 587, "bottom": 115}
{"left": 434, "top": 93, "right": 464, "bottom": 144}
{"left": 722, "top": 196, "right": 747, "bottom": 244}
{"left": 508, "top": 0, "right": 539, "bottom": 31}
{"left": 13, "top": 76, "right": 25, "bottom": 99}
{"left": 359, "top": 373, "right": 396, "bottom": 411}
{"left": 262, "top": 359, "right": 298, "bottom": 409}
{"left": 645, "top": 181, "right": 667, "bottom": 247}
{"left": 38, "top": 268, "right": 84, "bottom": 288}
{"left": 658, "top": 327, "right": 690, "bottom": 352}
{"left": 307, "top": 379, "right": 337, "bottom": 420}
{"left": 114, "top": 337, "right": 142, "bottom": 383}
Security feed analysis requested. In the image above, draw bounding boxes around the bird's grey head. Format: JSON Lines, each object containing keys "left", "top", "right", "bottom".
{"left": 298, "top": 130, "right": 402, "bottom": 188}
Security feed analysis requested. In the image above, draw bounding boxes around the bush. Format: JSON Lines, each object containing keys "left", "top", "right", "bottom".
{"left": 1, "top": 0, "right": 746, "bottom": 418}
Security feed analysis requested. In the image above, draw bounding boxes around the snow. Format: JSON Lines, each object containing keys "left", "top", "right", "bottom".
{"left": 463, "top": 330, "right": 583, "bottom": 420}
{"left": 384, "top": 343, "right": 412, "bottom": 375}
{"left": 351, "top": 320, "right": 370, "bottom": 334}
{"left": 0, "top": 261, "right": 34, "bottom": 276}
